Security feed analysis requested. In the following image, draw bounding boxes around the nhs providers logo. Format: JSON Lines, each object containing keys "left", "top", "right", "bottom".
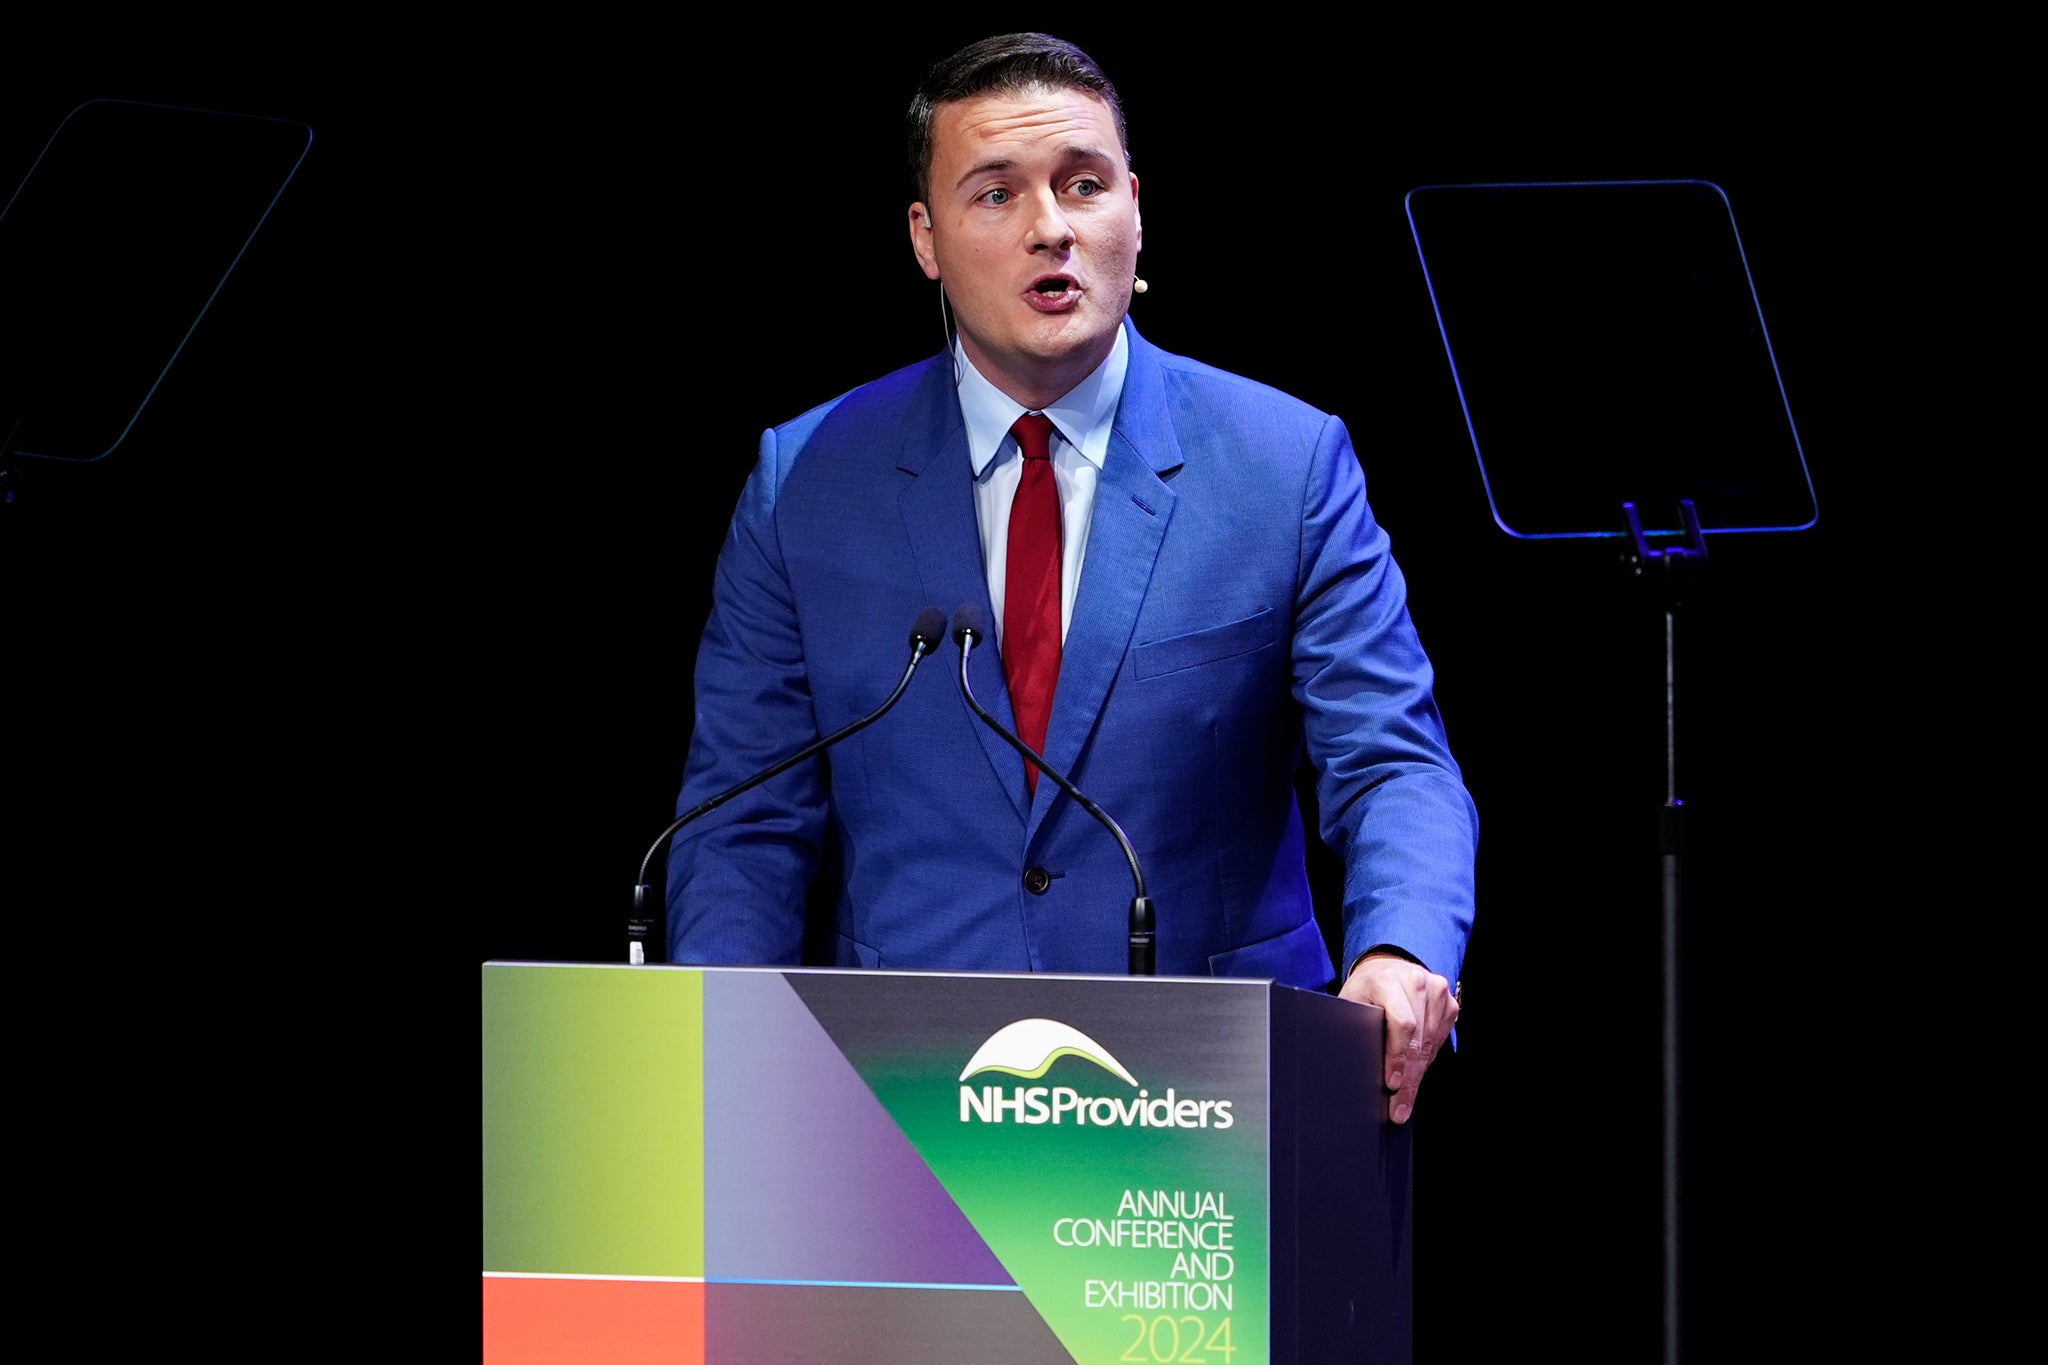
{"left": 957, "top": 1018, "right": 1234, "bottom": 1129}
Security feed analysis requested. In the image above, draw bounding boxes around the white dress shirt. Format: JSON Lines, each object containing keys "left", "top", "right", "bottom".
{"left": 954, "top": 325, "right": 1130, "bottom": 647}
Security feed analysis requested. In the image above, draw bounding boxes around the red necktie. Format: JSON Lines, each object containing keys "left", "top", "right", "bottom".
{"left": 1004, "top": 412, "right": 1061, "bottom": 793}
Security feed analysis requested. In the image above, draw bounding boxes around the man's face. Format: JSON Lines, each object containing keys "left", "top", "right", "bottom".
{"left": 909, "top": 86, "right": 1142, "bottom": 409}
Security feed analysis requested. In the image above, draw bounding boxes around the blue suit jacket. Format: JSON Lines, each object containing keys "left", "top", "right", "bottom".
{"left": 668, "top": 322, "right": 1476, "bottom": 992}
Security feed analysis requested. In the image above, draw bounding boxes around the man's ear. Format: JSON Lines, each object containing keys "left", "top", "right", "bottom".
{"left": 909, "top": 203, "right": 941, "bottom": 281}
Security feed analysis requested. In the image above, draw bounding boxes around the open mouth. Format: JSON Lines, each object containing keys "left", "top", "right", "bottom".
{"left": 1027, "top": 276, "right": 1080, "bottom": 308}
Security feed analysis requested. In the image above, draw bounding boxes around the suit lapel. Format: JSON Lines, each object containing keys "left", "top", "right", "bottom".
{"left": 1029, "top": 329, "right": 1184, "bottom": 836}
{"left": 896, "top": 362, "right": 1032, "bottom": 824}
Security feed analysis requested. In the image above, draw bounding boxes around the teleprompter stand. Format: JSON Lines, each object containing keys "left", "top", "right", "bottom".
{"left": 1622, "top": 494, "right": 1707, "bottom": 1365}
{"left": 1407, "top": 179, "right": 1818, "bottom": 1364}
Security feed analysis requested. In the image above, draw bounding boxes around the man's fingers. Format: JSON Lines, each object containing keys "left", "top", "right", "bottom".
{"left": 1342, "top": 953, "right": 1459, "bottom": 1124}
{"left": 1343, "top": 955, "right": 1459, "bottom": 1126}
{"left": 1386, "top": 1019, "right": 1433, "bottom": 1124}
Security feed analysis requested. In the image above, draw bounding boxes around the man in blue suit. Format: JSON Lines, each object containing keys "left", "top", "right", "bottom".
{"left": 668, "top": 32, "right": 1474, "bottom": 1124}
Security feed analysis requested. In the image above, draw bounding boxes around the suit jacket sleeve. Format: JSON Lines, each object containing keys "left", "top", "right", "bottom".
{"left": 1293, "top": 412, "right": 1478, "bottom": 989}
{"left": 665, "top": 420, "right": 829, "bottom": 965}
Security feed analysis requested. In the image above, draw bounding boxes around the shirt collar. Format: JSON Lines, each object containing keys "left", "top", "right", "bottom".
{"left": 958, "top": 323, "right": 1129, "bottom": 478}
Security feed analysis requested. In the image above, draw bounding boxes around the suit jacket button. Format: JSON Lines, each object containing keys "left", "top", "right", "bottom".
{"left": 1022, "top": 866, "right": 1052, "bottom": 895}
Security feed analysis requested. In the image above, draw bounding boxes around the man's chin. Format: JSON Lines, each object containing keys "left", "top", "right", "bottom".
{"left": 962, "top": 316, "right": 1123, "bottom": 403}
{"left": 1024, "top": 316, "right": 1122, "bottom": 367}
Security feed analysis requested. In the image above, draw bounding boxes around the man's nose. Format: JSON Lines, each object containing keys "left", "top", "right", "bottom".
{"left": 1027, "top": 192, "right": 1075, "bottom": 251}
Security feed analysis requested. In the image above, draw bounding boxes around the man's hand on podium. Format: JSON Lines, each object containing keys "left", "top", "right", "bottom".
{"left": 1340, "top": 951, "right": 1461, "bottom": 1126}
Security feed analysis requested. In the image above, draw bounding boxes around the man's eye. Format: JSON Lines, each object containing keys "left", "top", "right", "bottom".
{"left": 980, "top": 187, "right": 1011, "bottom": 206}
{"left": 1071, "top": 178, "right": 1103, "bottom": 197}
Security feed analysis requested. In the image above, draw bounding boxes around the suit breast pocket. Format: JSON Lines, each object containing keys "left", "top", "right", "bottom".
{"left": 1131, "top": 607, "right": 1278, "bottom": 680}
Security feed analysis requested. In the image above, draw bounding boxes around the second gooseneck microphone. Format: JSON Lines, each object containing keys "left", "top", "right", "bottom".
{"left": 633, "top": 607, "right": 950, "bottom": 951}
{"left": 951, "top": 603, "right": 1156, "bottom": 976}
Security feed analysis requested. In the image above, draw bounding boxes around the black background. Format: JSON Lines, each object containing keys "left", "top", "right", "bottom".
{"left": 4, "top": 19, "right": 1988, "bottom": 1360}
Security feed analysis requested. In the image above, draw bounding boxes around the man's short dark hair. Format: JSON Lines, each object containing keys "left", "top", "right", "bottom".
{"left": 907, "top": 32, "right": 1131, "bottom": 206}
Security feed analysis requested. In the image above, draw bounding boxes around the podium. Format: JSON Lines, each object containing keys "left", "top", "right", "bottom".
{"left": 483, "top": 963, "right": 1412, "bottom": 1364}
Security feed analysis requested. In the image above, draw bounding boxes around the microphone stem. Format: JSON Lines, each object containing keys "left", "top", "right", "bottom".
{"left": 635, "top": 641, "right": 931, "bottom": 894}
{"left": 957, "top": 634, "right": 1150, "bottom": 902}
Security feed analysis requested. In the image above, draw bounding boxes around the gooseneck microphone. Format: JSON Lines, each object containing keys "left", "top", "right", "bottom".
{"left": 630, "top": 607, "right": 950, "bottom": 962}
{"left": 951, "top": 603, "right": 1156, "bottom": 976}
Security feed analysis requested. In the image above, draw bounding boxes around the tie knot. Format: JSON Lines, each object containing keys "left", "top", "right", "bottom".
{"left": 1012, "top": 412, "right": 1056, "bottom": 462}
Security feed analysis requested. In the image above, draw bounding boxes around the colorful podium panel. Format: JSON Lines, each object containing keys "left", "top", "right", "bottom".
{"left": 483, "top": 963, "right": 1410, "bottom": 1364}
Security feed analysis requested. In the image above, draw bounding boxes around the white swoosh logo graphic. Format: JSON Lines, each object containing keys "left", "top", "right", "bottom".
{"left": 957, "top": 1018, "right": 1139, "bottom": 1085}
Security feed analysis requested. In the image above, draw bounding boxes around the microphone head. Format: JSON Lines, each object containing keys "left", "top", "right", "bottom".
{"left": 951, "top": 602, "right": 989, "bottom": 646}
{"left": 910, "top": 606, "right": 947, "bottom": 650}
